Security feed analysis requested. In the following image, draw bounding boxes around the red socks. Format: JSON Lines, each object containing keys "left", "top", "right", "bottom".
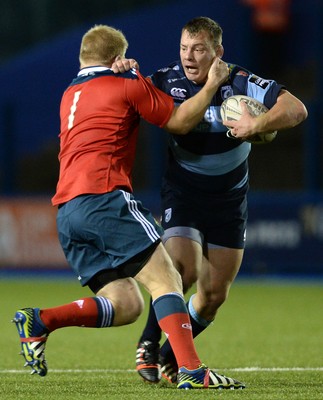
{"left": 153, "top": 293, "right": 201, "bottom": 370}
{"left": 40, "top": 297, "right": 114, "bottom": 331}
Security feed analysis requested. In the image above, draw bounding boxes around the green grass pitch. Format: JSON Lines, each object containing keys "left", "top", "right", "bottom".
{"left": 0, "top": 276, "right": 322, "bottom": 399}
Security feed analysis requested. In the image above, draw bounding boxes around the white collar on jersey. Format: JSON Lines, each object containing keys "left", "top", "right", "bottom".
{"left": 78, "top": 66, "right": 110, "bottom": 76}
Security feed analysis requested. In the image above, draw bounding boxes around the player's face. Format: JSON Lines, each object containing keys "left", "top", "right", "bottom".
{"left": 180, "top": 29, "right": 218, "bottom": 84}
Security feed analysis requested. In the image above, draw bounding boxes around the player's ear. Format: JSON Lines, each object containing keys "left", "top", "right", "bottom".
{"left": 216, "top": 45, "right": 224, "bottom": 58}
{"left": 114, "top": 55, "right": 122, "bottom": 61}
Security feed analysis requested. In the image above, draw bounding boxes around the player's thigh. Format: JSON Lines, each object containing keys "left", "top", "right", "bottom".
{"left": 135, "top": 243, "right": 183, "bottom": 300}
{"left": 164, "top": 236, "right": 203, "bottom": 291}
{"left": 97, "top": 277, "right": 144, "bottom": 326}
{"left": 197, "top": 247, "right": 244, "bottom": 299}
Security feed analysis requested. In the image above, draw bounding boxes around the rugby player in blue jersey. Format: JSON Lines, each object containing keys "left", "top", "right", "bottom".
{"left": 113, "top": 16, "right": 307, "bottom": 384}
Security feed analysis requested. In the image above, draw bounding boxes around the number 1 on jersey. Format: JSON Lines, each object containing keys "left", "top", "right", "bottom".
{"left": 68, "top": 91, "right": 82, "bottom": 129}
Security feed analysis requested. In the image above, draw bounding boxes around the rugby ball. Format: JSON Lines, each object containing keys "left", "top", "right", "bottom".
{"left": 220, "top": 95, "right": 277, "bottom": 144}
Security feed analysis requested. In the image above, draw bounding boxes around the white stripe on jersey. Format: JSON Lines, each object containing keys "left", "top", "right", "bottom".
{"left": 120, "top": 190, "right": 160, "bottom": 242}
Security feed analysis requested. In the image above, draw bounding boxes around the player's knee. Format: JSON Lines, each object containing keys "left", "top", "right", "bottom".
{"left": 128, "top": 290, "right": 145, "bottom": 322}
{"left": 127, "top": 299, "right": 144, "bottom": 323}
{"left": 202, "top": 287, "right": 229, "bottom": 310}
{"left": 164, "top": 265, "right": 183, "bottom": 294}
{"left": 108, "top": 288, "right": 144, "bottom": 325}
{"left": 173, "top": 262, "right": 198, "bottom": 293}
{"left": 182, "top": 271, "right": 198, "bottom": 293}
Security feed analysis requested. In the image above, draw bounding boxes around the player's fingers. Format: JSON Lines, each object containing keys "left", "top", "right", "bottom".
{"left": 129, "top": 59, "right": 139, "bottom": 69}
{"left": 111, "top": 61, "right": 126, "bottom": 73}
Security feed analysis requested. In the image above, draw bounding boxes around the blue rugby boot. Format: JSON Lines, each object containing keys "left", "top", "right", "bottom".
{"left": 12, "top": 308, "right": 49, "bottom": 376}
{"left": 177, "top": 364, "right": 246, "bottom": 390}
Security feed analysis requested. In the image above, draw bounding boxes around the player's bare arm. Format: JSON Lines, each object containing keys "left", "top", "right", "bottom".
{"left": 165, "top": 57, "right": 229, "bottom": 134}
{"left": 112, "top": 57, "right": 230, "bottom": 135}
{"left": 224, "top": 89, "right": 308, "bottom": 140}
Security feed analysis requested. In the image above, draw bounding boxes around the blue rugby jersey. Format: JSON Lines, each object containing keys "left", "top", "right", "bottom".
{"left": 151, "top": 62, "right": 284, "bottom": 193}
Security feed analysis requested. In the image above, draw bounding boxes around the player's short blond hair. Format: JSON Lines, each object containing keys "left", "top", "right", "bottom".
{"left": 79, "top": 24, "right": 128, "bottom": 66}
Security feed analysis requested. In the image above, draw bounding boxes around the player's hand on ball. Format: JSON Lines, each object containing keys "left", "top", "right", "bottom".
{"left": 223, "top": 100, "right": 258, "bottom": 141}
{"left": 111, "top": 58, "right": 139, "bottom": 73}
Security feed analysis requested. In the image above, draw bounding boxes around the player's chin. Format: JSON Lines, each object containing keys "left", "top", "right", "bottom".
{"left": 184, "top": 67, "right": 197, "bottom": 77}
{"left": 184, "top": 69, "right": 195, "bottom": 78}
{"left": 185, "top": 71, "right": 205, "bottom": 84}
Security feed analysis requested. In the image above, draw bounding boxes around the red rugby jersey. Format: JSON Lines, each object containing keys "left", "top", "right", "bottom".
{"left": 52, "top": 67, "right": 174, "bottom": 206}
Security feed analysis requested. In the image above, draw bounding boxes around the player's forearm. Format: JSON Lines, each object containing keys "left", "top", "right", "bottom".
{"left": 164, "top": 83, "right": 218, "bottom": 135}
{"left": 255, "top": 90, "right": 308, "bottom": 133}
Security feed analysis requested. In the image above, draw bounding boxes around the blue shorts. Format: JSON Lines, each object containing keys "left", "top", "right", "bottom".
{"left": 57, "top": 191, "right": 162, "bottom": 287}
{"left": 160, "top": 178, "right": 248, "bottom": 249}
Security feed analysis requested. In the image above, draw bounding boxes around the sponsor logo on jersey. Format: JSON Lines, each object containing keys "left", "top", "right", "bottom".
{"left": 249, "top": 75, "right": 270, "bottom": 89}
{"left": 165, "top": 208, "right": 172, "bottom": 223}
{"left": 157, "top": 65, "right": 179, "bottom": 73}
{"left": 158, "top": 67, "right": 171, "bottom": 73}
{"left": 221, "top": 85, "right": 234, "bottom": 100}
{"left": 237, "top": 70, "right": 249, "bottom": 77}
{"left": 167, "top": 76, "right": 186, "bottom": 83}
{"left": 170, "top": 87, "right": 187, "bottom": 99}
{"left": 182, "top": 323, "right": 192, "bottom": 330}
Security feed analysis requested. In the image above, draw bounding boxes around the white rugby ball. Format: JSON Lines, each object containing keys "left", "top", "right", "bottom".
{"left": 220, "top": 95, "right": 277, "bottom": 144}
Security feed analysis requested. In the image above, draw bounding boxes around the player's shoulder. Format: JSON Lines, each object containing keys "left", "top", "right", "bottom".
{"left": 70, "top": 68, "right": 139, "bottom": 87}
{"left": 228, "top": 62, "right": 268, "bottom": 92}
{"left": 114, "top": 68, "right": 140, "bottom": 80}
{"left": 150, "top": 61, "right": 186, "bottom": 91}
{"left": 228, "top": 63, "right": 276, "bottom": 89}
{"left": 151, "top": 61, "right": 184, "bottom": 80}
{"left": 227, "top": 63, "right": 252, "bottom": 80}
{"left": 99, "top": 68, "right": 140, "bottom": 82}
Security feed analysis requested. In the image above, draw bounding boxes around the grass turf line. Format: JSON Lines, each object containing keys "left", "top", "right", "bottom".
{"left": 1, "top": 278, "right": 322, "bottom": 399}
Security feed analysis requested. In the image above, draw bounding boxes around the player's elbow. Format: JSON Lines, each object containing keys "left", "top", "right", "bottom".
{"left": 283, "top": 92, "right": 308, "bottom": 127}
{"left": 290, "top": 101, "right": 308, "bottom": 128}
{"left": 297, "top": 102, "right": 308, "bottom": 124}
